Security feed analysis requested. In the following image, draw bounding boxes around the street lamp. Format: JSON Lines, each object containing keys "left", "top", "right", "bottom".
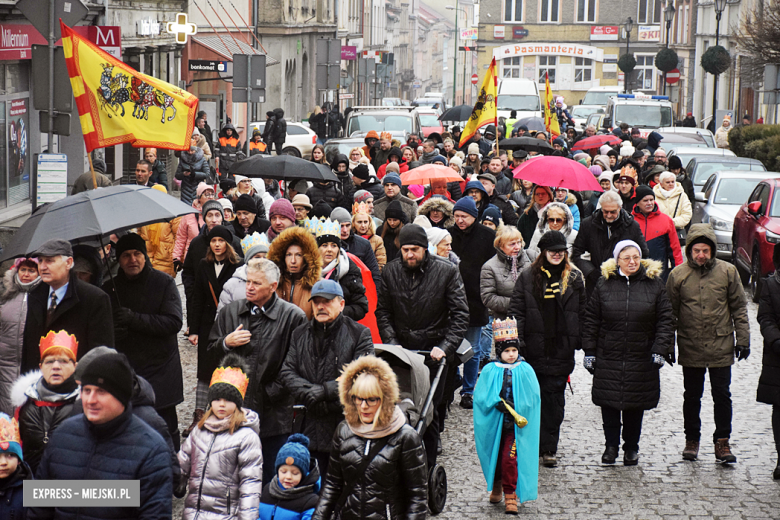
{"left": 624, "top": 17, "right": 633, "bottom": 93}
{"left": 446, "top": 4, "right": 459, "bottom": 103}
{"left": 663, "top": 1, "right": 675, "bottom": 95}
{"left": 448, "top": 4, "right": 469, "bottom": 103}
{"left": 712, "top": 0, "right": 727, "bottom": 128}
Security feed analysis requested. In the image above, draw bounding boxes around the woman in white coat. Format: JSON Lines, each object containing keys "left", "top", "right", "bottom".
{"left": 653, "top": 171, "right": 692, "bottom": 231}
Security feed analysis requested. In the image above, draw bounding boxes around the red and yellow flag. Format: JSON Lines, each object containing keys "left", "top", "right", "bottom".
{"left": 543, "top": 71, "right": 560, "bottom": 138}
{"left": 61, "top": 21, "right": 198, "bottom": 152}
{"left": 459, "top": 58, "right": 498, "bottom": 148}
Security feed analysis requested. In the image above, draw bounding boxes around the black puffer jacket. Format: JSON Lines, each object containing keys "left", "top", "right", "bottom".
{"left": 572, "top": 208, "right": 649, "bottom": 289}
{"left": 342, "top": 233, "right": 381, "bottom": 289}
{"left": 306, "top": 182, "right": 350, "bottom": 211}
{"left": 583, "top": 258, "right": 674, "bottom": 411}
{"left": 279, "top": 314, "right": 374, "bottom": 452}
{"left": 757, "top": 269, "right": 780, "bottom": 406}
{"left": 507, "top": 264, "right": 587, "bottom": 376}
{"left": 376, "top": 253, "right": 470, "bottom": 356}
{"left": 325, "top": 253, "right": 369, "bottom": 322}
{"left": 273, "top": 108, "right": 287, "bottom": 142}
{"left": 174, "top": 147, "right": 210, "bottom": 206}
{"left": 449, "top": 222, "right": 496, "bottom": 327}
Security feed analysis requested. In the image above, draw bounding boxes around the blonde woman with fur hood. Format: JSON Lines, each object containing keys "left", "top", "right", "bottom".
{"left": 526, "top": 202, "right": 578, "bottom": 261}
{"left": 266, "top": 226, "right": 323, "bottom": 320}
{"left": 312, "top": 355, "right": 428, "bottom": 520}
{"left": 417, "top": 196, "right": 455, "bottom": 229}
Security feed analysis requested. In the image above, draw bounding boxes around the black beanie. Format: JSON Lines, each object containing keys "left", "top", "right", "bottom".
{"left": 634, "top": 185, "right": 655, "bottom": 202}
{"left": 399, "top": 224, "right": 428, "bottom": 248}
{"left": 668, "top": 155, "right": 683, "bottom": 170}
{"left": 537, "top": 230, "right": 568, "bottom": 252}
{"left": 234, "top": 194, "right": 258, "bottom": 214}
{"left": 220, "top": 179, "right": 237, "bottom": 194}
{"left": 115, "top": 233, "right": 147, "bottom": 257}
{"left": 80, "top": 353, "right": 133, "bottom": 408}
{"left": 352, "top": 163, "right": 370, "bottom": 181}
{"left": 384, "top": 200, "right": 408, "bottom": 224}
{"left": 311, "top": 200, "right": 333, "bottom": 220}
{"left": 207, "top": 354, "right": 249, "bottom": 409}
{"left": 208, "top": 225, "right": 233, "bottom": 244}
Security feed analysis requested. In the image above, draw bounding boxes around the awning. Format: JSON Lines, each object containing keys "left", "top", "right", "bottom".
{"left": 193, "top": 34, "right": 279, "bottom": 65}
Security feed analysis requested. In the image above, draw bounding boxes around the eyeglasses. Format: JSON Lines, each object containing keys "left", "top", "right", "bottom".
{"left": 352, "top": 396, "right": 381, "bottom": 406}
{"left": 547, "top": 218, "right": 564, "bottom": 224}
{"left": 602, "top": 209, "right": 619, "bottom": 216}
{"left": 619, "top": 255, "right": 641, "bottom": 263}
{"left": 547, "top": 250, "right": 566, "bottom": 257}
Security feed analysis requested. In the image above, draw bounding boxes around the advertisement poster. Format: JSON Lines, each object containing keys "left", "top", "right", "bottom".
{"left": 8, "top": 98, "right": 29, "bottom": 205}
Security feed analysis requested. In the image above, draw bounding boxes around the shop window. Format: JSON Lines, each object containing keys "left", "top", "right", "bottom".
{"left": 635, "top": 54, "right": 656, "bottom": 90}
{"left": 576, "top": 0, "right": 597, "bottom": 22}
{"left": 638, "top": 0, "right": 661, "bottom": 24}
{"left": 538, "top": 56, "right": 556, "bottom": 84}
{"left": 504, "top": 0, "right": 523, "bottom": 22}
{"left": 574, "top": 57, "right": 593, "bottom": 83}
{"left": 5, "top": 64, "right": 28, "bottom": 94}
{"left": 539, "top": 0, "right": 559, "bottom": 22}
{"left": 502, "top": 57, "right": 522, "bottom": 79}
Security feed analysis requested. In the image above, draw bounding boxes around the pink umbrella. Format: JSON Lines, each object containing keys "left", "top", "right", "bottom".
{"left": 400, "top": 164, "right": 462, "bottom": 185}
{"left": 512, "top": 156, "right": 603, "bottom": 192}
{"left": 571, "top": 134, "right": 622, "bottom": 152}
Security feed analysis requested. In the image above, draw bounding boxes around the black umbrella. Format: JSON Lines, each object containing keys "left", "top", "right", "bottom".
{"left": 0, "top": 185, "right": 199, "bottom": 262}
{"left": 438, "top": 104, "right": 474, "bottom": 122}
{"left": 499, "top": 137, "right": 555, "bottom": 155}
{"left": 514, "top": 117, "right": 546, "bottom": 132}
{"left": 229, "top": 154, "right": 338, "bottom": 182}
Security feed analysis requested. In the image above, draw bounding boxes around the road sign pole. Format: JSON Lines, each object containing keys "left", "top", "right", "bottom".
{"left": 48, "top": 0, "right": 54, "bottom": 154}
{"left": 247, "top": 60, "right": 251, "bottom": 158}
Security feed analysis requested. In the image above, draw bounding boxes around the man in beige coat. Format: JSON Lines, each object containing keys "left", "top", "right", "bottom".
{"left": 666, "top": 223, "right": 750, "bottom": 464}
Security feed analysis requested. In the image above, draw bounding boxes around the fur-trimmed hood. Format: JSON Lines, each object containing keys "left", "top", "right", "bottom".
{"left": 1, "top": 265, "right": 41, "bottom": 302}
{"left": 339, "top": 355, "right": 400, "bottom": 430}
{"left": 11, "top": 370, "right": 43, "bottom": 407}
{"left": 535, "top": 201, "right": 574, "bottom": 235}
{"left": 266, "top": 225, "right": 322, "bottom": 288}
{"left": 600, "top": 257, "right": 663, "bottom": 280}
{"left": 417, "top": 197, "right": 455, "bottom": 227}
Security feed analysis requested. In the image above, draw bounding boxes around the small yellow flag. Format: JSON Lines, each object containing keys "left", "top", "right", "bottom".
{"left": 544, "top": 71, "right": 561, "bottom": 138}
{"left": 459, "top": 58, "right": 498, "bottom": 148}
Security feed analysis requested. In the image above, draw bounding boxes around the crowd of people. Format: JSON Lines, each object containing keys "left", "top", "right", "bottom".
{"left": 1, "top": 112, "right": 779, "bottom": 520}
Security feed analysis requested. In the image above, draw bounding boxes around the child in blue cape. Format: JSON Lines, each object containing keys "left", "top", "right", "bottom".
{"left": 473, "top": 318, "right": 541, "bottom": 514}
{"left": 259, "top": 433, "right": 320, "bottom": 520}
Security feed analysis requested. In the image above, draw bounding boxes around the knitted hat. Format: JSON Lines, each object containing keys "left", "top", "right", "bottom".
{"left": 269, "top": 199, "right": 296, "bottom": 223}
{"left": 208, "top": 225, "right": 233, "bottom": 244}
{"left": 668, "top": 156, "right": 683, "bottom": 170}
{"left": 613, "top": 240, "right": 642, "bottom": 261}
{"left": 289, "top": 179, "right": 310, "bottom": 193}
{"left": 588, "top": 165, "right": 603, "bottom": 177}
{"left": 220, "top": 179, "right": 237, "bottom": 194}
{"left": 352, "top": 163, "right": 370, "bottom": 180}
{"left": 399, "top": 224, "right": 429, "bottom": 248}
{"left": 449, "top": 156, "right": 463, "bottom": 169}
{"left": 635, "top": 184, "right": 655, "bottom": 202}
{"left": 537, "top": 230, "right": 568, "bottom": 252}
{"left": 208, "top": 353, "right": 249, "bottom": 409}
{"left": 202, "top": 199, "right": 225, "bottom": 218}
{"left": 217, "top": 198, "right": 234, "bottom": 214}
{"left": 431, "top": 155, "right": 448, "bottom": 165}
{"left": 599, "top": 145, "right": 613, "bottom": 156}
{"left": 413, "top": 215, "right": 432, "bottom": 229}
{"left": 481, "top": 205, "right": 501, "bottom": 227}
{"left": 80, "top": 353, "right": 134, "bottom": 408}
{"left": 196, "top": 182, "right": 214, "bottom": 198}
{"left": 453, "top": 196, "right": 478, "bottom": 218}
{"left": 619, "top": 141, "right": 635, "bottom": 158}
{"left": 0, "top": 413, "right": 23, "bottom": 461}
{"left": 383, "top": 172, "right": 402, "bottom": 186}
{"left": 384, "top": 200, "right": 408, "bottom": 223}
{"left": 234, "top": 194, "right": 258, "bottom": 214}
{"left": 275, "top": 433, "right": 312, "bottom": 477}
{"left": 385, "top": 162, "right": 400, "bottom": 175}
{"left": 353, "top": 190, "right": 372, "bottom": 203}
{"left": 552, "top": 138, "right": 565, "bottom": 147}
{"left": 73, "top": 346, "right": 117, "bottom": 381}
{"left": 311, "top": 200, "right": 333, "bottom": 220}
{"left": 426, "top": 228, "right": 450, "bottom": 251}
{"left": 291, "top": 194, "right": 312, "bottom": 209}
{"left": 330, "top": 207, "right": 352, "bottom": 224}
{"left": 467, "top": 143, "right": 480, "bottom": 155}
{"left": 115, "top": 232, "right": 147, "bottom": 257}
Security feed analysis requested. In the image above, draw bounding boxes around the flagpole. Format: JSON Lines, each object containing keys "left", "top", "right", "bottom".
{"left": 87, "top": 152, "right": 98, "bottom": 189}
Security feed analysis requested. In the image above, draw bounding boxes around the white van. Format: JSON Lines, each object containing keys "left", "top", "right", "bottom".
{"left": 496, "top": 78, "right": 542, "bottom": 122}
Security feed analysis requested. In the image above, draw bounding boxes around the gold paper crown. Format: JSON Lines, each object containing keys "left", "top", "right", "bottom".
{"left": 209, "top": 366, "right": 249, "bottom": 398}
{"left": 316, "top": 218, "right": 341, "bottom": 239}
{"left": 0, "top": 414, "right": 21, "bottom": 446}
{"left": 303, "top": 216, "right": 321, "bottom": 235}
{"left": 352, "top": 202, "right": 370, "bottom": 215}
{"left": 492, "top": 318, "right": 518, "bottom": 342}
{"left": 241, "top": 232, "right": 269, "bottom": 255}
{"left": 39, "top": 330, "right": 78, "bottom": 360}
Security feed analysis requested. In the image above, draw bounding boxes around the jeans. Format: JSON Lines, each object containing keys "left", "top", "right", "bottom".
{"left": 536, "top": 373, "right": 568, "bottom": 454}
{"left": 480, "top": 316, "right": 494, "bottom": 361}
{"left": 461, "top": 326, "right": 486, "bottom": 395}
{"left": 601, "top": 407, "right": 644, "bottom": 452}
{"left": 682, "top": 366, "right": 732, "bottom": 443}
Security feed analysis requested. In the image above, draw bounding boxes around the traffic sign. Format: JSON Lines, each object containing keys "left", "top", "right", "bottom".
{"left": 666, "top": 68, "right": 680, "bottom": 85}
{"left": 459, "top": 46, "right": 478, "bottom": 52}
{"left": 471, "top": 74, "right": 479, "bottom": 85}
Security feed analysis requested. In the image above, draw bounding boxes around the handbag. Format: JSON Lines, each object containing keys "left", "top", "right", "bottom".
{"left": 672, "top": 196, "right": 687, "bottom": 246}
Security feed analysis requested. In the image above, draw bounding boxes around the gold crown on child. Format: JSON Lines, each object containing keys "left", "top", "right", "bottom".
{"left": 492, "top": 318, "right": 518, "bottom": 342}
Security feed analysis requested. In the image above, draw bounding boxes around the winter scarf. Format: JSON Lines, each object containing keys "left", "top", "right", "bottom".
{"left": 202, "top": 409, "right": 248, "bottom": 433}
{"left": 347, "top": 405, "right": 407, "bottom": 439}
{"left": 268, "top": 474, "right": 318, "bottom": 500}
{"left": 37, "top": 375, "right": 79, "bottom": 402}
{"left": 1, "top": 269, "right": 40, "bottom": 303}
{"left": 421, "top": 149, "right": 438, "bottom": 163}
{"left": 179, "top": 146, "right": 205, "bottom": 169}
{"left": 540, "top": 261, "right": 565, "bottom": 357}
{"left": 321, "top": 248, "right": 350, "bottom": 281}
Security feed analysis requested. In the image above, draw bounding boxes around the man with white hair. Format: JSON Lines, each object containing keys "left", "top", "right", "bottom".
{"left": 21, "top": 239, "right": 114, "bottom": 372}
{"left": 209, "top": 257, "right": 307, "bottom": 484}
{"left": 572, "top": 191, "right": 649, "bottom": 292}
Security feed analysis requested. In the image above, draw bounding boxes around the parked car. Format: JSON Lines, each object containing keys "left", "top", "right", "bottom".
{"left": 692, "top": 171, "right": 780, "bottom": 259}
{"left": 249, "top": 121, "right": 317, "bottom": 158}
{"left": 732, "top": 177, "right": 780, "bottom": 301}
{"left": 323, "top": 131, "right": 410, "bottom": 165}
{"left": 412, "top": 97, "right": 445, "bottom": 115}
{"left": 656, "top": 126, "right": 716, "bottom": 148}
{"left": 417, "top": 109, "right": 444, "bottom": 138}
{"left": 345, "top": 106, "right": 422, "bottom": 138}
{"left": 571, "top": 106, "right": 604, "bottom": 133}
{"left": 684, "top": 154, "right": 765, "bottom": 194}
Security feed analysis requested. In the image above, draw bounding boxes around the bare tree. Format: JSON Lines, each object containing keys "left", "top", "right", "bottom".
{"left": 734, "top": 0, "right": 780, "bottom": 72}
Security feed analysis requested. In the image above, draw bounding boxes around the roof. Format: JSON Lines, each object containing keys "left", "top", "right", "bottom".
{"left": 192, "top": 34, "right": 279, "bottom": 65}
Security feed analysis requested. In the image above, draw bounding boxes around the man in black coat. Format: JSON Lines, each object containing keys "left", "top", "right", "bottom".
{"left": 447, "top": 196, "right": 496, "bottom": 409}
{"left": 231, "top": 193, "right": 272, "bottom": 239}
{"left": 21, "top": 239, "right": 114, "bottom": 373}
{"left": 279, "top": 279, "right": 374, "bottom": 474}
{"left": 572, "top": 191, "right": 649, "bottom": 293}
{"left": 306, "top": 180, "right": 350, "bottom": 212}
{"left": 102, "top": 233, "right": 184, "bottom": 451}
{"left": 351, "top": 164, "right": 383, "bottom": 200}
{"left": 272, "top": 108, "right": 287, "bottom": 155}
{"left": 376, "top": 224, "right": 470, "bottom": 470}
{"left": 330, "top": 207, "right": 381, "bottom": 289}
{"left": 478, "top": 169, "right": 519, "bottom": 227}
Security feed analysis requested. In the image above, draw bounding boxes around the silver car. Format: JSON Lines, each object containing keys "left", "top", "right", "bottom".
{"left": 692, "top": 171, "right": 780, "bottom": 258}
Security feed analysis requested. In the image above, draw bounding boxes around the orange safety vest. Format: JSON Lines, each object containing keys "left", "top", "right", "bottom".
{"left": 249, "top": 140, "right": 267, "bottom": 153}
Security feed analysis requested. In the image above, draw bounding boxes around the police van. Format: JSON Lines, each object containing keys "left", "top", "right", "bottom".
{"left": 603, "top": 93, "right": 674, "bottom": 137}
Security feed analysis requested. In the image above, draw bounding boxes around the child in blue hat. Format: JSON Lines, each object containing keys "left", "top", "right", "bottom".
{"left": 0, "top": 412, "right": 31, "bottom": 519}
{"left": 259, "top": 433, "right": 320, "bottom": 520}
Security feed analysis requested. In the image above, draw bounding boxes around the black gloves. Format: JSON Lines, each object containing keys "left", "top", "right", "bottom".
{"left": 113, "top": 307, "right": 135, "bottom": 328}
{"left": 664, "top": 350, "right": 676, "bottom": 366}
{"left": 173, "top": 259, "right": 183, "bottom": 273}
{"left": 735, "top": 345, "right": 750, "bottom": 361}
{"left": 652, "top": 353, "right": 665, "bottom": 369}
{"left": 495, "top": 401, "right": 508, "bottom": 414}
{"left": 173, "top": 477, "right": 187, "bottom": 498}
{"left": 583, "top": 356, "right": 595, "bottom": 375}
{"left": 304, "top": 385, "right": 326, "bottom": 408}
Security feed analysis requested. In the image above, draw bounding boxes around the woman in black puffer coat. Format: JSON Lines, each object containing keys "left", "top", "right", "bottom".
{"left": 313, "top": 355, "right": 427, "bottom": 520}
{"left": 582, "top": 241, "right": 673, "bottom": 466}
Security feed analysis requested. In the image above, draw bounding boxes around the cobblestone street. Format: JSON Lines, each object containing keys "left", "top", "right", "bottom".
{"left": 173, "top": 278, "right": 780, "bottom": 519}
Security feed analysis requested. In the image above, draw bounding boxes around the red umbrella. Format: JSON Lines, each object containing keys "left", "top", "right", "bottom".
{"left": 400, "top": 164, "right": 462, "bottom": 185}
{"left": 512, "top": 156, "right": 603, "bottom": 192}
{"left": 571, "top": 134, "right": 622, "bottom": 152}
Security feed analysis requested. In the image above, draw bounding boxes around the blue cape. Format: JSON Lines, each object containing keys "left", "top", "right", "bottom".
{"left": 473, "top": 360, "right": 541, "bottom": 503}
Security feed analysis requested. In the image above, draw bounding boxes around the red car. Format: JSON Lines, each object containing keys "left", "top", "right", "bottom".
{"left": 418, "top": 110, "right": 444, "bottom": 138}
{"left": 733, "top": 177, "right": 780, "bottom": 302}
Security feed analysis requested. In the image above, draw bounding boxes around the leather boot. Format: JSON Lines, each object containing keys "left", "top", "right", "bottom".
{"left": 601, "top": 446, "right": 618, "bottom": 464}
{"left": 489, "top": 478, "right": 503, "bottom": 503}
{"left": 774, "top": 460, "right": 780, "bottom": 480}
{"left": 682, "top": 440, "right": 699, "bottom": 461}
{"left": 504, "top": 493, "right": 518, "bottom": 515}
{"left": 182, "top": 409, "right": 205, "bottom": 438}
{"left": 714, "top": 438, "right": 737, "bottom": 463}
